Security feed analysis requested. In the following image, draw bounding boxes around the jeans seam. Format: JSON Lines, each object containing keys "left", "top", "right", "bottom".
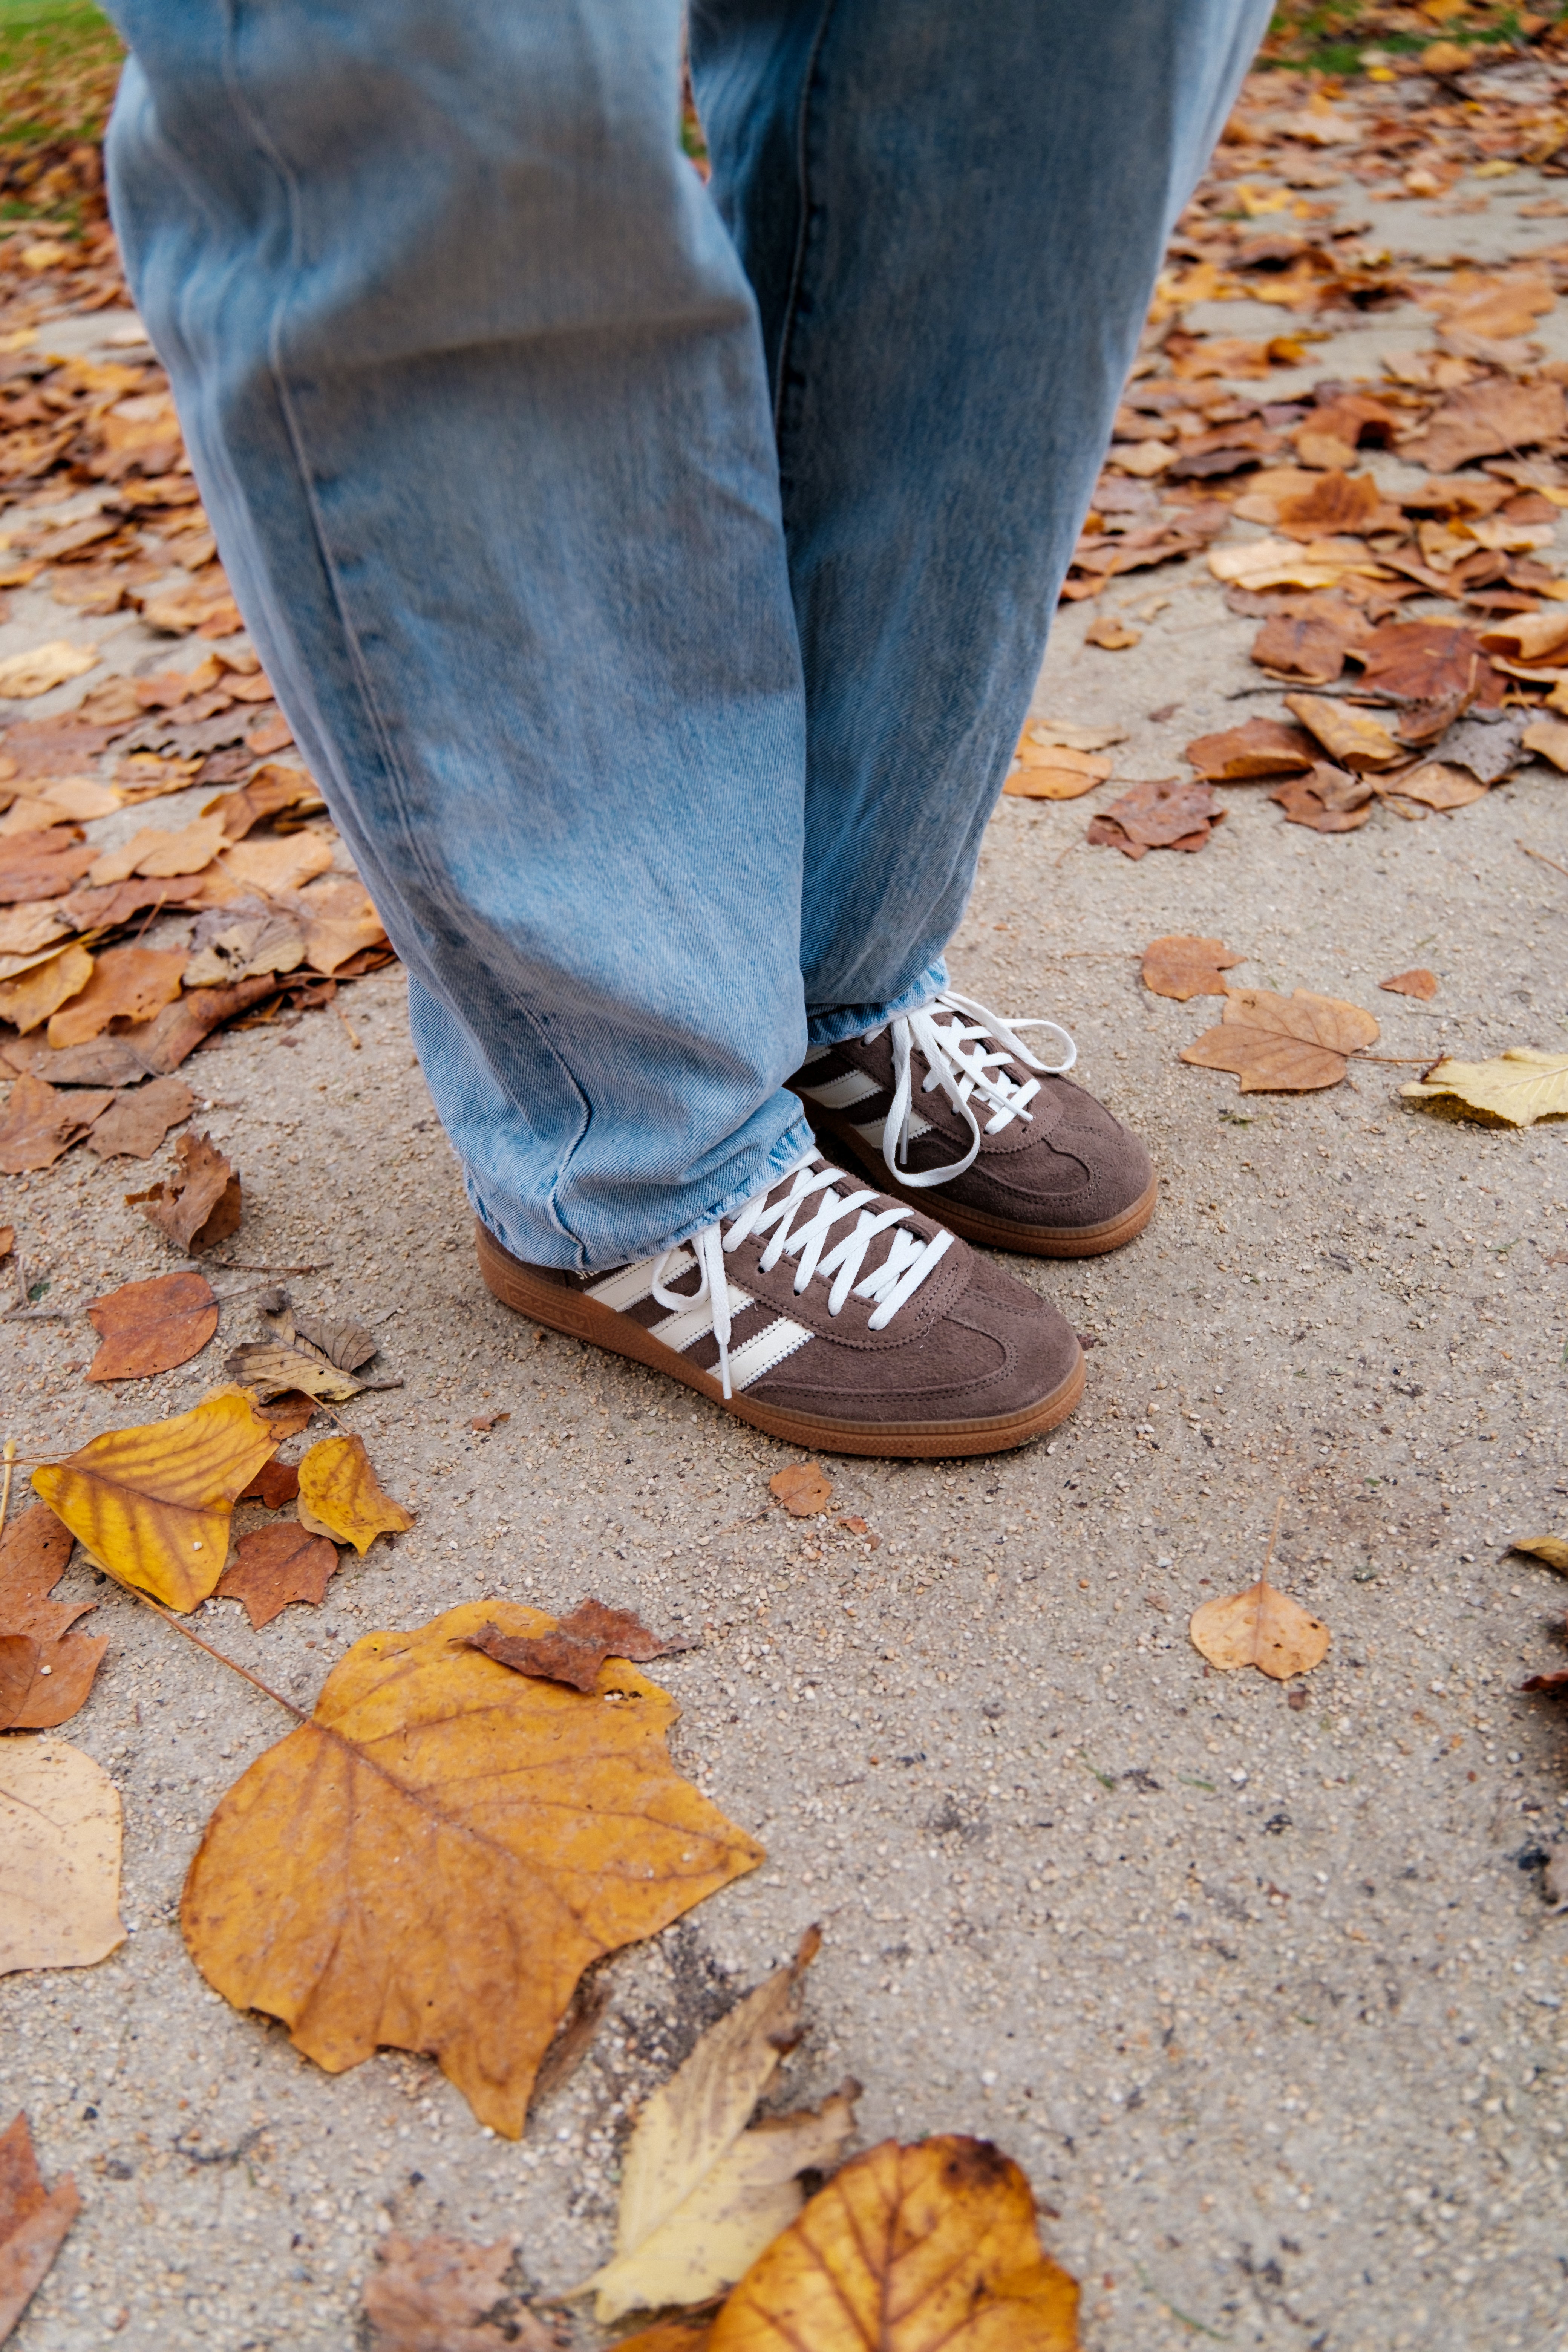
{"left": 213, "top": 5, "right": 594, "bottom": 1263}
{"left": 770, "top": 0, "right": 838, "bottom": 447}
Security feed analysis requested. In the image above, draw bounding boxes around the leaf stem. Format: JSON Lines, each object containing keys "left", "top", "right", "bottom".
{"left": 106, "top": 1573, "right": 306, "bottom": 1720}
{"left": 0, "top": 1437, "right": 15, "bottom": 1536}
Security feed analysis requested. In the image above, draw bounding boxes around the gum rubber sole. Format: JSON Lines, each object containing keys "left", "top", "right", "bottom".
{"left": 805, "top": 1114, "right": 1158, "bottom": 1259}
{"left": 475, "top": 1221, "right": 1084, "bottom": 1459}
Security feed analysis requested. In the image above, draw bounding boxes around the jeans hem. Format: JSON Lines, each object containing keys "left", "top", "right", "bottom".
{"left": 803, "top": 962, "right": 948, "bottom": 1051}
{"left": 467, "top": 1112, "right": 818, "bottom": 1277}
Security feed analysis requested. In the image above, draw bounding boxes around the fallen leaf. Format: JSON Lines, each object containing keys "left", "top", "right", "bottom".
{"left": 31, "top": 1384, "right": 280, "bottom": 1612}
{"left": 1083, "top": 613, "right": 1141, "bottom": 650}
{"left": 1181, "top": 986, "right": 1379, "bottom": 1093}
{"left": 0, "top": 1229, "right": 10, "bottom": 1262}
{"left": 245, "top": 712, "right": 294, "bottom": 757}
{"left": 1087, "top": 778, "right": 1223, "bottom": 858}
{"left": 83, "top": 1075, "right": 195, "bottom": 1162}
{"left": 1269, "top": 767, "right": 1374, "bottom": 832}
{"left": 1275, "top": 471, "right": 1401, "bottom": 539}
{"left": 1522, "top": 716, "right": 1568, "bottom": 772}
{"left": 1400, "top": 378, "right": 1566, "bottom": 473}
{"left": 127, "top": 1130, "right": 242, "bottom": 1252}
{"left": 1141, "top": 935, "right": 1246, "bottom": 1001}
{"left": 469, "top": 1411, "right": 511, "bottom": 1433}
{"left": 0, "top": 942, "right": 92, "bottom": 1035}
{"left": 608, "top": 2318, "right": 713, "bottom": 2352}
{"left": 1018, "top": 721, "right": 1127, "bottom": 755}
{"left": 0, "top": 641, "right": 98, "bottom": 700}
{"left": 1190, "top": 1576, "right": 1330, "bottom": 1680}
{"left": 1003, "top": 745, "right": 1114, "bottom": 801}
{"left": 207, "top": 763, "right": 325, "bottom": 838}
{"left": 0, "top": 905, "right": 72, "bottom": 968}
{"left": 0, "top": 828, "right": 97, "bottom": 902}
{"left": 219, "top": 831, "right": 335, "bottom": 897}
{"left": 707, "top": 2137, "right": 1081, "bottom": 2352}
{"left": 290, "top": 1307, "right": 377, "bottom": 1372}
{"left": 86, "top": 813, "right": 226, "bottom": 888}
{"left": 45, "top": 945, "right": 187, "bottom": 1050}
{"left": 1439, "top": 712, "right": 1531, "bottom": 787}
{"left": 86, "top": 1269, "right": 218, "bottom": 1382}
{"left": 0, "top": 1504, "right": 106, "bottom": 1732}
{"left": 239, "top": 1459, "right": 302, "bottom": 1506}
{"left": 256, "top": 1392, "right": 321, "bottom": 1440}
{"left": 0, "top": 1072, "right": 114, "bottom": 1173}
{"left": 581, "top": 1928, "right": 855, "bottom": 2324}
{"left": 467, "top": 1600, "right": 697, "bottom": 1695}
{"left": 1248, "top": 611, "right": 1354, "bottom": 685}
{"left": 1510, "top": 1537, "right": 1568, "bottom": 1574}
{"left": 1282, "top": 693, "right": 1401, "bottom": 771}
{"left": 217, "top": 1522, "right": 339, "bottom": 1630}
{"left": 1375, "top": 760, "right": 1487, "bottom": 814}
{"left": 0, "top": 1734, "right": 126, "bottom": 1972}
{"left": 0, "top": 2112, "right": 81, "bottom": 2342}
{"left": 1402, "top": 1049, "right": 1568, "bottom": 1128}
{"left": 1380, "top": 968, "right": 1439, "bottom": 1000}
{"left": 363, "top": 2232, "right": 561, "bottom": 2352}
{"left": 769, "top": 1464, "right": 832, "bottom": 1517}
{"left": 181, "top": 1600, "right": 765, "bottom": 2133}
{"left": 1184, "top": 717, "right": 1314, "bottom": 779}
{"left": 182, "top": 910, "right": 306, "bottom": 988}
{"left": 1478, "top": 612, "right": 1568, "bottom": 666}
{"left": 225, "top": 1339, "right": 365, "bottom": 1403}
{"left": 295, "top": 1433, "right": 413, "bottom": 1552}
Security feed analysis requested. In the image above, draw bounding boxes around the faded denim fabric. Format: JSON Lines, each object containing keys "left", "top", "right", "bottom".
{"left": 103, "top": 0, "right": 1268, "bottom": 1270}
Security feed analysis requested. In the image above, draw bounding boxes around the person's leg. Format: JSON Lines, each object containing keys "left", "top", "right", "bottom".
{"left": 104, "top": 0, "right": 816, "bottom": 1272}
{"left": 693, "top": 0, "right": 1271, "bottom": 1032}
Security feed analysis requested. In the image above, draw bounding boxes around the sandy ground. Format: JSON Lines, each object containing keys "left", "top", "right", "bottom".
{"left": 4, "top": 137, "right": 1568, "bottom": 2352}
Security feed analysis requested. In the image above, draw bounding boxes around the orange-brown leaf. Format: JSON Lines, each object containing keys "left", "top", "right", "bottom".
{"left": 31, "top": 1384, "right": 280, "bottom": 1612}
{"left": 1190, "top": 1577, "right": 1330, "bottom": 1680}
{"left": 126, "top": 1130, "right": 242, "bottom": 1253}
{"left": 1141, "top": 935, "right": 1245, "bottom": 1001}
{"left": 0, "top": 1503, "right": 106, "bottom": 1731}
{"left": 1380, "top": 968, "right": 1438, "bottom": 1000}
{"left": 466, "top": 1602, "right": 697, "bottom": 1695}
{"left": 181, "top": 1600, "right": 764, "bottom": 2135}
{"left": 0, "top": 2111, "right": 81, "bottom": 2342}
{"left": 1181, "top": 985, "right": 1378, "bottom": 1093}
{"left": 1184, "top": 717, "right": 1315, "bottom": 779}
{"left": 217, "top": 1522, "right": 339, "bottom": 1630}
{"left": 86, "top": 1270, "right": 218, "bottom": 1382}
{"left": 44, "top": 944, "right": 187, "bottom": 1049}
{"left": 769, "top": 1464, "right": 832, "bottom": 1517}
{"left": 0, "top": 1072, "right": 114, "bottom": 1174}
{"left": 83, "top": 1076, "right": 194, "bottom": 1162}
{"left": 1282, "top": 693, "right": 1401, "bottom": 771}
{"left": 362, "top": 2232, "right": 562, "bottom": 2352}
{"left": 709, "top": 2137, "right": 1080, "bottom": 2352}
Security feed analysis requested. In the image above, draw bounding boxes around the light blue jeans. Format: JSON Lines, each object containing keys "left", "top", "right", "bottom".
{"left": 105, "top": 0, "right": 1267, "bottom": 1271}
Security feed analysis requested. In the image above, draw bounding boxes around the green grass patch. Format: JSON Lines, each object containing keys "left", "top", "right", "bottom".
{"left": 0, "top": 0, "right": 122, "bottom": 153}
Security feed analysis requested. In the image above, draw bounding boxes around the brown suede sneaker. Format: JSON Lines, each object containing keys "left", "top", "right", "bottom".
{"left": 475, "top": 1151, "right": 1082, "bottom": 1458}
{"left": 788, "top": 990, "right": 1155, "bottom": 1257}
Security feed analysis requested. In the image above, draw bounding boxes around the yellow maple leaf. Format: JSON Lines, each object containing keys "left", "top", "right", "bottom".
{"left": 1401, "top": 1049, "right": 1568, "bottom": 1128}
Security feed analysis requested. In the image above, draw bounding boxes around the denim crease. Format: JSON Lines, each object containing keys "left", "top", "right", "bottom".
{"left": 104, "top": 0, "right": 1269, "bottom": 1271}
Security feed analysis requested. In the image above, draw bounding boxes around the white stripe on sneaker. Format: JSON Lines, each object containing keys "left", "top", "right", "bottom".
{"left": 799, "top": 1069, "right": 882, "bottom": 1112}
{"left": 649, "top": 1281, "right": 754, "bottom": 1356}
{"left": 726, "top": 1317, "right": 813, "bottom": 1391}
{"left": 587, "top": 1248, "right": 691, "bottom": 1313}
{"left": 853, "top": 1110, "right": 933, "bottom": 1149}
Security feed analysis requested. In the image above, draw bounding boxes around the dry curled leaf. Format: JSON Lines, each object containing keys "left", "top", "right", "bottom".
{"left": 1400, "top": 377, "right": 1566, "bottom": 473}
{"left": 1087, "top": 778, "right": 1222, "bottom": 858}
{"left": 86, "top": 1268, "right": 218, "bottom": 1381}
{"left": 32, "top": 1383, "right": 280, "bottom": 1612}
{"left": 216, "top": 1522, "right": 339, "bottom": 1630}
{"left": 0, "top": 640, "right": 98, "bottom": 700}
{"left": 1003, "top": 745, "right": 1113, "bottom": 800}
{"left": 1185, "top": 717, "right": 1315, "bottom": 779}
{"left": 1522, "top": 715, "right": 1568, "bottom": 773}
{"left": 0, "top": 1735, "right": 126, "bottom": 1974}
{"left": 580, "top": 1928, "right": 854, "bottom": 2324}
{"left": 83, "top": 1075, "right": 194, "bottom": 1162}
{"left": 1248, "top": 610, "right": 1355, "bottom": 686}
{"left": 224, "top": 1340, "right": 365, "bottom": 1403}
{"left": 295, "top": 1433, "right": 413, "bottom": 1553}
{"left": 290, "top": 1307, "right": 377, "bottom": 1372}
{"left": 1190, "top": 1577, "right": 1329, "bottom": 1680}
{"left": 1510, "top": 1537, "right": 1568, "bottom": 1575}
{"left": 1269, "top": 766, "right": 1373, "bottom": 833}
{"left": 467, "top": 1600, "right": 696, "bottom": 1696}
{"left": 0, "top": 1504, "right": 105, "bottom": 1732}
{"left": 1375, "top": 761, "right": 1486, "bottom": 816}
{"left": 0, "top": 942, "right": 92, "bottom": 1035}
{"left": 0, "top": 1072, "right": 113, "bottom": 1174}
{"left": 363, "top": 2232, "right": 562, "bottom": 2352}
{"left": 708, "top": 2137, "right": 1081, "bottom": 2352}
{"left": 181, "top": 1600, "right": 764, "bottom": 2135}
{"left": 239, "top": 1459, "right": 301, "bottom": 1508}
{"left": 1181, "top": 986, "right": 1378, "bottom": 1094}
{"left": 1380, "top": 968, "right": 1438, "bottom": 1000}
{"left": 1141, "top": 935, "right": 1245, "bottom": 1001}
{"left": 127, "top": 1130, "right": 242, "bottom": 1253}
{"left": 44, "top": 943, "right": 187, "bottom": 1050}
{"left": 1083, "top": 612, "right": 1141, "bottom": 651}
{"left": 0, "top": 2112, "right": 81, "bottom": 2343}
{"left": 1402, "top": 1049, "right": 1568, "bottom": 1129}
{"left": 1283, "top": 693, "right": 1401, "bottom": 772}
{"left": 769, "top": 1464, "right": 832, "bottom": 1517}
{"left": 1018, "top": 720, "right": 1127, "bottom": 755}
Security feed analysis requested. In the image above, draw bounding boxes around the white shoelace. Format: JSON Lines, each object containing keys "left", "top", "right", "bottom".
{"left": 876, "top": 989, "right": 1076, "bottom": 1189}
{"left": 650, "top": 1150, "right": 952, "bottom": 1399}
